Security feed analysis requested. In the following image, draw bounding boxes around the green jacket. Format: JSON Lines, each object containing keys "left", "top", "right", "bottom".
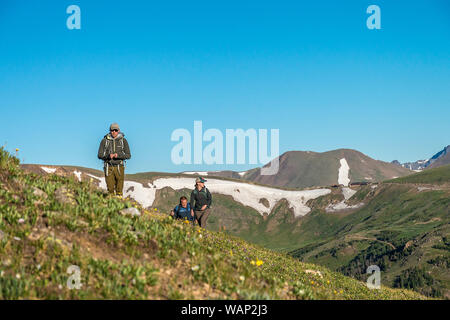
{"left": 190, "top": 187, "right": 212, "bottom": 211}
{"left": 97, "top": 132, "right": 131, "bottom": 166}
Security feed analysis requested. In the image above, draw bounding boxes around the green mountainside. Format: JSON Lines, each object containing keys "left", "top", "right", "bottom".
{"left": 146, "top": 166, "right": 449, "bottom": 299}
{"left": 287, "top": 170, "right": 450, "bottom": 298}
{"left": 0, "top": 147, "right": 426, "bottom": 299}
{"left": 17, "top": 160, "right": 449, "bottom": 299}
{"left": 385, "top": 164, "right": 450, "bottom": 185}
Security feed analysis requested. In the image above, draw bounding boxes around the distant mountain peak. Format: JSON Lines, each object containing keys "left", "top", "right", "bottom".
{"left": 392, "top": 145, "right": 450, "bottom": 171}
{"left": 239, "top": 148, "right": 411, "bottom": 189}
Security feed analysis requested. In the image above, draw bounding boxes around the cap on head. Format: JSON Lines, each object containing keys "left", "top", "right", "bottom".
{"left": 110, "top": 123, "right": 120, "bottom": 131}
{"left": 195, "top": 177, "right": 207, "bottom": 183}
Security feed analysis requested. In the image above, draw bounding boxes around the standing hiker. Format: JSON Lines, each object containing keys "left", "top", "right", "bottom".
{"left": 97, "top": 123, "right": 131, "bottom": 196}
{"left": 190, "top": 177, "right": 212, "bottom": 228}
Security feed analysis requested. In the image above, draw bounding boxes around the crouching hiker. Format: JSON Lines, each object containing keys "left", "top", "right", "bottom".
{"left": 170, "top": 196, "right": 194, "bottom": 223}
{"left": 97, "top": 123, "right": 131, "bottom": 196}
{"left": 190, "top": 177, "right": 212, "bottom": 228}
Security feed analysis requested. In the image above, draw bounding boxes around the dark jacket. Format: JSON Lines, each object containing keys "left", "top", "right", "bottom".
{"left": 190, "top": 186, "right": 212, "bottom": 211}
{"left": 173, "top": 203, "right": 194, "bottom": 221}
{"left": 97, "top": 132, "right": 131, "bottom": 166}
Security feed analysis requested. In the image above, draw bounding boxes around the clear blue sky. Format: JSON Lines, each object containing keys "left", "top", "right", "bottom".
{"left": 1, "top": 0, "right": 449, "bottom": 173}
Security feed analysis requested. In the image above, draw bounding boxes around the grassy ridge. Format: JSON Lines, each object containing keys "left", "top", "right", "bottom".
{"left": 0, "top": 147, "right": 425, "bottom": 299}
{"left": 386, "top": 164, "right": 450, "bottom": 185}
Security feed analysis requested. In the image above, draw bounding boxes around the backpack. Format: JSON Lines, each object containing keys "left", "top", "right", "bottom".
{"left": 176, "top": 203, "right": 191, "bottom": 218}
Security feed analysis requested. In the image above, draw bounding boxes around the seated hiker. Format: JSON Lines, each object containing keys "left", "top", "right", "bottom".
{"left": 190, "top": 177, "right": 212, "bottom": 228}
{"left": 170, "top": 196, "right": 194, "bottom": 222}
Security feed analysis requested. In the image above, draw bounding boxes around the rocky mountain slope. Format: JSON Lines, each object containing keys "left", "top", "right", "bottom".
{"left": 0, "top": 147, "right": 426, "bottom": 299}
{"left": 242, "top": 149, "right": 412, "bottom": 189}
{"left": 392, "top": 145, "right": 450, "bottom": 171}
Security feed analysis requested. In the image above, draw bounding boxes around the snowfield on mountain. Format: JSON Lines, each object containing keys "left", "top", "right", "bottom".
{"left": 80, "top": 173, "right": 332, "bottom": 218}
{"left": 338, "top": 158, "right": 350, "bottom": 186}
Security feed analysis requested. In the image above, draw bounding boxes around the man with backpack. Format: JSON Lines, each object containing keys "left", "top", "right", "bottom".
{"left": 170, "top": 196, "right": 194, "bottom": 222}
{"left": 97, "top": 123, "right": 131, "bottom": 196}
{"left": 190, "top": 177, "right": 212, "bottom": 228}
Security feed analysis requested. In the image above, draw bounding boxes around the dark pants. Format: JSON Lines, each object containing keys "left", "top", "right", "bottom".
{"left": 194, "top": 209, "right": 211, "bottom": 228}
{"left": 104, "top": 165, "right": 125, "bottom": 196}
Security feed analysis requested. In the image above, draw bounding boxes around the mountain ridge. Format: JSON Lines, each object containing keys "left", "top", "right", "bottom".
{"left": 392, "top": 145, "right": 450, "bottom": 171}
{"left": 180, "top": 148, "right": 413, "bottom": 189}
{"left": 242, "top": 148, "right": 411, "bottom": 189}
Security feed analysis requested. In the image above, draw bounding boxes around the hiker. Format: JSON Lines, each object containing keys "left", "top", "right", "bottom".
{"left": 170, "top": 196, "right": 194, "bottom": 222}
{"left": 190, "top": 177, "right": 212, "bottom": 228}
{"left": 97, "top": 123, "right": 131, "bottom": 196}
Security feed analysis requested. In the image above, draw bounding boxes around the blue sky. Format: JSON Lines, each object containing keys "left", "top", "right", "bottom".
{"left": 0, "top": 0, "right": 449, "bottom": 173}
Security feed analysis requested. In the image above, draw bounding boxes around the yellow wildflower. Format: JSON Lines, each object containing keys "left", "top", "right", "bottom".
{"left": 256, "top": 259, "right": 263, "bottom": 266}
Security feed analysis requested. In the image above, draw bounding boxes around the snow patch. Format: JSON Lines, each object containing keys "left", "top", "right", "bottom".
{"left": 326, "top": 202, "right": 364, "bottom": 212}
{"left": 151, "top": 177, "right": 331, "bottom": 217}
{"left": 86, "top": 174, "right": 331, "bottom": 217}
{"left": 182, "top": 171, "right": 208, "bottom": 176}
{"left": 326, "top": 186, "right": 362, "bottom": 212}
{"left": 123, "top": 181, "right": 155, "bottom": 208}
{"left": 86, "top": 174, "right": 107, "bottom": 190}
{"left": 73, "top": 171, "right": 82, "bottom": 182}
{"left": 86, "top": 174, "right": 154, "bottom": 207}
{"left": 338, "top": 158, "right": 350, "bottom": 186}
{"left": 342, "top": 187, "right": 357, "bottom": 200}
{"left": 41, "top": 167, "right": 57, "bottom": 174}
{"left": 238, "top": 171, "right": 247, "bottom": 177}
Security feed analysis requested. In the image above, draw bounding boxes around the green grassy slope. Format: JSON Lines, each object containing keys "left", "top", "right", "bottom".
{"left": 0, "top": 147, "right": 425, "bottom": 300}
{"left": 287, "top": 180, "right": 450, "bottom": 298}
{"left": 386, "top": 164, "right": 450, "bottom": 185}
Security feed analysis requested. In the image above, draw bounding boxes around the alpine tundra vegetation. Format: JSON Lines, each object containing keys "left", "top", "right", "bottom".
{"left": 0, "top": 147, "right": 428, "bottom": 299}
